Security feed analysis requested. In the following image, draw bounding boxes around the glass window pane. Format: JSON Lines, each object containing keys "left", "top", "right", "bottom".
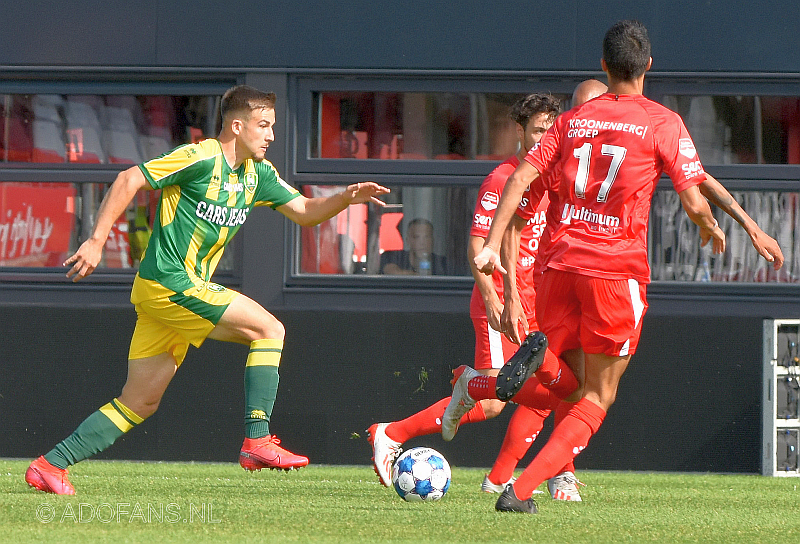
{"left": 311, "top": 91, "right": 568, "bottom": 161}
{"left": 650, "top": 190, "right": 797, "bottom": 282}
{"left": 297, "top": 184, "right": 798, "bottom": 284}
{"left": 659, "top": 95, "right": 800, "bottom": 164}
{"left": 0, "top": 181, "right": 235, "bottom": 272}
{"left": 0, "top": 93, "right": 219, "bottom": 164}
{"left": 297, "top": 184, "right": 477, "bottom": 276}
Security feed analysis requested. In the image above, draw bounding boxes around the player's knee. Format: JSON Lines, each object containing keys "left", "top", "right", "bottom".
{"left": 118, "top": 395, "right": 161, "bottom": 419}
{"left": 136, "top": 399, "right": 161, "bottom": 419}
{"left": 602, "top": 390, "right": 619, "bottom": 408}
{"left": 584, "top": 387, "right": 618, "bottom": 412}
{"left": 254, "top": 316, "right": 284, "bottom": 341}
{"left": 480, "top": 399, "right": 506, "bottom": 419}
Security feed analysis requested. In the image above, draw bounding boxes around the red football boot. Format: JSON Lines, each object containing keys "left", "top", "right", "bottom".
{"left": 239, "top": 435, "right": 309, "bottom": 471}
{"left": 25, "top": 456, "right": 76, "bottom": 495}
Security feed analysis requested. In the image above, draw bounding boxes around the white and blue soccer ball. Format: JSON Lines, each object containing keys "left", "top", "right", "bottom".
{"left": 391, "top": 447, "right": 451, "bottom": 502}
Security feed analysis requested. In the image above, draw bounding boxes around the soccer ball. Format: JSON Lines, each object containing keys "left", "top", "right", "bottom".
{"left": 391, "top": 447, "right": 451, "bottom": 502}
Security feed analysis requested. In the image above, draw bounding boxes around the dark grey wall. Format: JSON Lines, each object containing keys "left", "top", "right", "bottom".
{"left": 1, "top": 306, "right": 763, "bottom": 473}
{"left": 2, "top": 1, "right": 800, "bottom": 72}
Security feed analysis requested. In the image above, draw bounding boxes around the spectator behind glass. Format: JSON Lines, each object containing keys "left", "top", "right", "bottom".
{"left": 380, "top": 218, "right": 447, "bottom": 275}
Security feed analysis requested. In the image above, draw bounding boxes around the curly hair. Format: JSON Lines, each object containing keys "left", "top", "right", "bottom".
{"left": 509, "top": 93, "right": 561, "bottom": 128}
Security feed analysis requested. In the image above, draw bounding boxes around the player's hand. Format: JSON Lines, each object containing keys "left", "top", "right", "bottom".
{"left": 699, "top": 222, "right": 726, "bottom": 254}
{"left": 473, "top": 246, "right": 506, "bottom": 276}
{"left": 749, "top": 228, "right": 784, "bottom": 270}
{"left": 484, "top": 296, "right": 504, "bottom": 334}
{"left": 500, "top": 297, "right": 528, "bottom": 345}
{"left": 343, "top": 182, "right": 390, "bottom": 206}
{"left": 64, "top": 238, "right": 104, "bottom": 282}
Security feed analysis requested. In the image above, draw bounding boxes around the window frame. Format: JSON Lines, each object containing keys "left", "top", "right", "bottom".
{"left": 286, "top": 73, "right": 800, "bottom": 294}
{"left": 287, "top": 75, "right": 585, "bottom": 290}
{"left": 645, "top": 73, "right": 800, "bottom": 173}
{"left": 0, "top": 75, "right": 244, "bottom": 285}
{"left": 291, "top": 75, "right": 583, "bottom": 179}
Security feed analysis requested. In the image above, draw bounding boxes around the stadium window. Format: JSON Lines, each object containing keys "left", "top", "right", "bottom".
{"left": 645, "top": 80, "right": 800, "bottom": 284}
{"left": 292, "top": 77, "right": 800, "bottom": 286}
{"left": 290, "top": 78, "right": 576, "bottom": 285}
{"left": 649, "top": 187, "right": 800, "bottom": 284}
{"left": 296, "top": 184, "right": 476, "bottom": 277}
{"left": 0, "top": 93, "right": 220, "bottom": 165}
{"left": 0, "top": 180, "right": 236, "bottom": 274}
{"left": 294, "top": 77, "right": 575, "bottom": 177}
{"left": 310, "top": 91, "right": 529, "bottom": 161}
{"left": 658, "top": 94, "right": 800, "bottom": 165}
{"left": 0, "top": 88, "right": 238, "bottom": 277}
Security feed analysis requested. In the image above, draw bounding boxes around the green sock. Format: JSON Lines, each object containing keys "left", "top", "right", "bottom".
{"left": 44, "top": 398, "right": 144, "bottom": 469}
{"left": 244, "top": 339, "right": 283, "bottom": 439}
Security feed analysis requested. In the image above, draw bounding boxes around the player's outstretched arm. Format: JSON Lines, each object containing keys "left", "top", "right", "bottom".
{"left": 278, "top": 182, "right": 389, "bottom": 227}
{"left": 468, "top": 235, "right": 503, "bottom": 333}
{"left": 500, "top": 215, "right": 527, "bottom": 345}
{"left": 678, "top": 184, "right": 726, "bottom": 254}
{"left": 473, "top": 162, "right": 540, "bottom": 275}
{"left": 700, "top": 174, "right": 784, "bottom": 270}
{"left": 64, "top": 166, "right": 150, "bottom": 282}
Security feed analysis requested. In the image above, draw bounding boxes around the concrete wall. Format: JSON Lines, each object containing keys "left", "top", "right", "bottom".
{"left": 1, "top": 306, "right": 762, "bottom": 472}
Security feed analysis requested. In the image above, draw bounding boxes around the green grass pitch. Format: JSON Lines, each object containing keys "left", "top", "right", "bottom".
{"left": 2, "top": 459, "right": 799, "bottom": 543}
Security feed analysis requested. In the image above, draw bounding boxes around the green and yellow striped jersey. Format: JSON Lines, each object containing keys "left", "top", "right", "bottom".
{"left": 135, "top": 138, "right": 300, "bottom": 294}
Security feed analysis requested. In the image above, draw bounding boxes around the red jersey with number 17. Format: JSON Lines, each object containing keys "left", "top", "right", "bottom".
{"left": 525, "top": 93, "right": 706, "bottom": 284}
{"left": 469, "top": 155, "right": 548, "bottom": 319}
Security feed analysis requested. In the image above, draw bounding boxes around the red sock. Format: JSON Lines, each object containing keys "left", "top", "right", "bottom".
{"left": 553, "top": 401, "right": 576, "bottom": 474}
{"left": 535, "top": 349, "right": 579, "bottom": 399}
{"left": 385, "top": 397, "right": 487, "bottom": 443}
{"left": 512, "top": 398, "right": 606, "bottom": 499}
{"left": 511, "top": 377, "right": 563, "bottom": 411}
{"left": 487, "top": 405, "right": 549, "bottom": 485}
{"left": 467, "top": 374, "right": 493, "bottom": 400}
{"left": 467, "top": 374, "right": 560, "bottom": 413}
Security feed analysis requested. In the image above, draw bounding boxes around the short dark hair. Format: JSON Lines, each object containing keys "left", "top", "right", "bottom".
{"left": 602, "top": 20, "right": 651, "bottom": 81}
{"left": 220, "top": 85, "right": 276, "bottom": 122}
{"left": 509, "top": 93, "right": 560, "bottom": 128}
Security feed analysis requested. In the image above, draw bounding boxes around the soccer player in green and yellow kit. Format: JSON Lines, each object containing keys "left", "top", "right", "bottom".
{"left": 25, "top": 85, "right": 389, "bottom": 495}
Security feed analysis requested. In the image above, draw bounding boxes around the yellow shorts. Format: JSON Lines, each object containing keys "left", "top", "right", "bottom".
{"left": 128, "top": 276, "right": 239, "bottom": 366}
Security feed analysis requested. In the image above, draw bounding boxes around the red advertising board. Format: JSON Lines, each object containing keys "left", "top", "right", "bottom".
{"left": 0, "top": 183, "right": 76, "bottom": 267}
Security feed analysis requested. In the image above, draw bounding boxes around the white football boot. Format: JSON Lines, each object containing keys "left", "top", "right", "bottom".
{"left": 367, "top": 422, "right": 401, "bottom": 487}
{"left": 441, "top": 365, "right": 479, "bottom": 441}
{"left": 547, "top": 471, "right": 585, "bottom": 501}
{"left": 481, "top": 474, "right": 516, "bottom": 493}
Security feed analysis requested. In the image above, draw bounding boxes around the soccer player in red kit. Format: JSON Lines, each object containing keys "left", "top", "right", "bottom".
{"left": 458, "top": 20, "right": 727, "bottom": 513}
{"left": 486, "top": 79, "right": 611, "bottom": 502}
{"left": 496, "top": 79, "right": 785, "bottom": 503}
{"left": 366, "top": 94, "right": 575, "bottom": 491}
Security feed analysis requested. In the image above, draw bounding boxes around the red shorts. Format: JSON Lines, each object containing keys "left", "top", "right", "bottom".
{"left": 472, "top": 314, "right": 537, "bottom": 370}
{"left": 535, "top": 268, "right": 648, "bottom": 357}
